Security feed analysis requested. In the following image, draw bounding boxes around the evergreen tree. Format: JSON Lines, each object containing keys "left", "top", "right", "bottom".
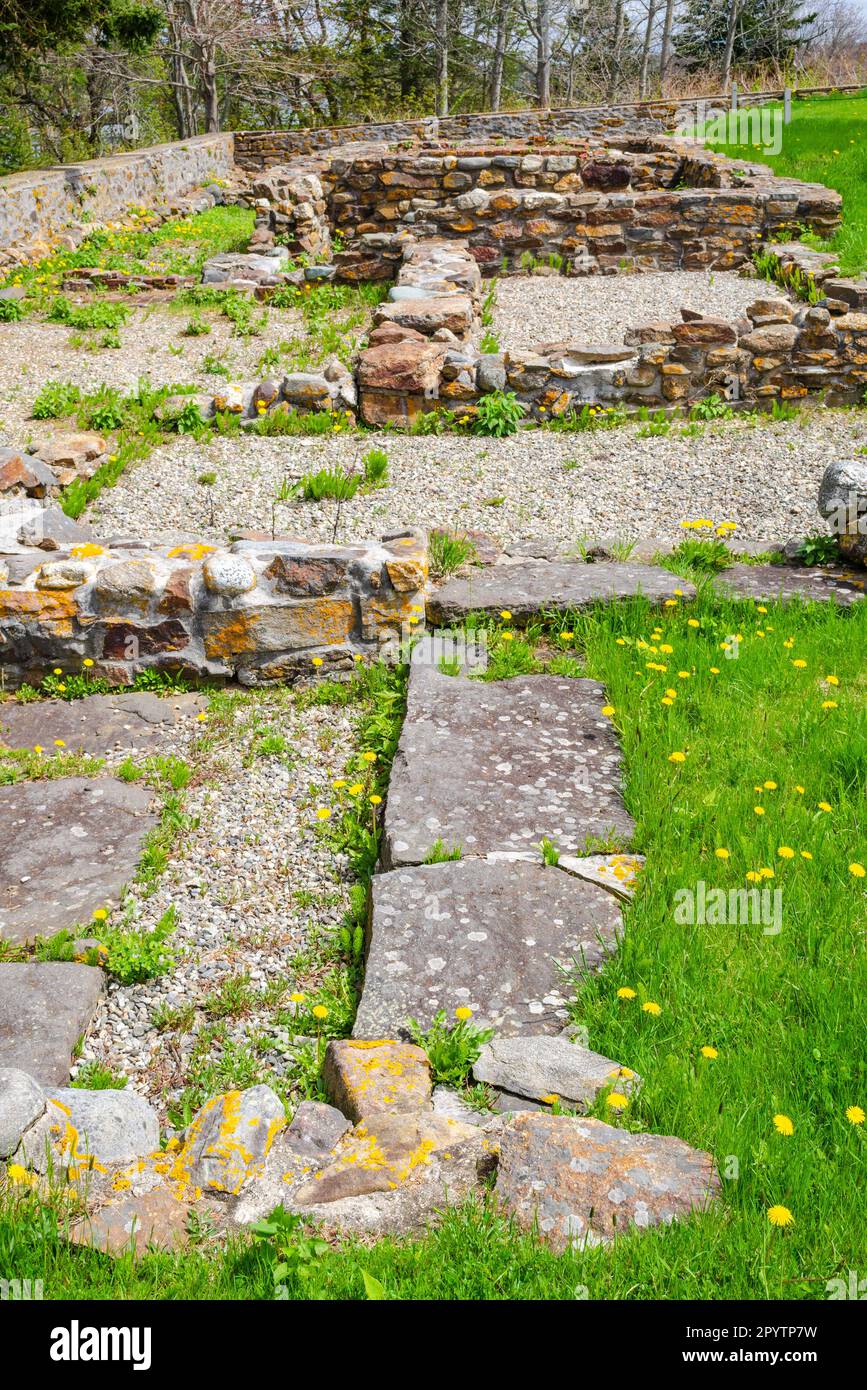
{"left": 675, "top": 0, "right": 818, "bottom": 72}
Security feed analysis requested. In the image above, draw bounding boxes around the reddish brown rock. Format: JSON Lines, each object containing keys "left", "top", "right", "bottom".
{"left": 357, "top": 340, "right": 447, "bottom": 395}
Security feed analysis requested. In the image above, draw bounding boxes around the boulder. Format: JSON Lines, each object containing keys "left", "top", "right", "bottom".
{"left": 44, "top": 1086, "right": 159, "bottom": 1164}
{"left": 180, "top": 1086, "right": 286, "bottom": 1197}
{"left": 494, "top": 1112, "right": 720, "bottom": 1250}
{"left": 323, "top": 1039, "right": 433, "bottom": 1122}
{"left": 0, "top": 1067, "right": 45, "bottom": 1158}
{"left": 817, "top": 459, "right": 867, "bottom": 567}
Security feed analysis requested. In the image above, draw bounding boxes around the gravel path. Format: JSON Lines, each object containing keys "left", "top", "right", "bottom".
{"left": 0, "top": 301, "right": 309, "bottom": 441}
{"left": 490, "top": 270, "right": 788, "bottom": 351}
{"left": 90, "top": 409, "right": 866, "bottom": 549}
{"left": 78, "top": 689, "right": 360, "bottom": 1122}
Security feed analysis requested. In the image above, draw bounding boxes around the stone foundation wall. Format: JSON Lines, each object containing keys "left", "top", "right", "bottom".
{"left": 354, "top": 237, "right": 867, "bottom": 425}
{"left": 245, "top": 138, "right": 840, "bottom": 282}
{"left": 0, "top": 135, "right": 235, "bottom": 259}
{"left": 0, "top": 532, "right": 427, "bottom": 689}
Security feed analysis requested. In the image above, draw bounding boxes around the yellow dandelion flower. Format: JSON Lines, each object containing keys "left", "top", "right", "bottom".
{"left": 540, "top": 1093, "right": 559, "bottom": 1105}
{"left": 715, "top": 848, "right": 730, "bottom": 859}
{"left": 642, "top": 1001, "right": 661, "bottom": 1016}
{"left": 709, "top": 666, "right": 721, "bottom": 674}
{"left": 316, "top": 807, "right": 332, "bottom": 821}
{"left": 768, "top": 1205, "right": 794, "bottom": 1228}
{"left": 773, "top": 1114, "right": 794, "bottom": 1136}
{"left": 617, "top": 987, "right": 637, "bottom": 1000}
{"left": 606, "top": 1092, "right": 629, "bottom": 1110}
{"left": 792, "top": 659, "right": 807, "bottom": 669}
{"left": 361, "top": 751, "right": 376, "bottom": 763}
{"left": 290, "top": 992, "right": 305, "bottom": 1003}
{"left": 83, "top": 658, "right": 94, "bottom": 668}
{"left": 369, "top": 794, "right": 382, "bottom": 805}
{"left": 845, "top": 1105, "right": 865, "bottom": 1126}
{"left": 700, "top": 1046, "right": 718, "bottom": 1059}
{"left": 825, "top": 675, "right": 839, "bottom": 686}
{"left": 601, "top": 705, "right": 615, "bottom": 716}
{"left": 312, "top": 657, "right": 324, "bottom": 667}
{"left": 764, "top": 781, "right": 777, "bottom": 791}
{"left": 455, "top": 1006, "right": 473, "bottom": 1021}
{"left": 849, "top": 863, "right": 865, "bottom": 878}
{"left": 312, "top": 1004, "right": 328, "bottom": 1020}
{"left": 822, "top": 701, "right": 838, "bottom": 709}
{"left": 777, "top": 846, "right": 795, "bottom": 859}
{"left": 668, "top": 751, "right": 686, "bottom": 763}
{"left": 92, "top": 908, "right": 108, "bottom": 921}
{"left": 817, "top": 801, "right": 832, "bottom": 813}
{"left": 348, "top": 783, "right": 363, "bottom": 796}
{"left": 499, "top": 610, "right": 512, "bottom": 621}
{"left": 754, "top": 806, "right": 765, "bottom": 816}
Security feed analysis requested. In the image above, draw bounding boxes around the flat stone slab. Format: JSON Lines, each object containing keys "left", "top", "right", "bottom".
{"left": 495, "top": 1112, "right": 720, "bottom": 1250}
{"left": 355, "top": 858, "right": 623, "bottom": 1038}
{"left": 473, "top": 1035, "right": 638, "bottom": 1108}
{"left": 383, "top": 666, "right": 635, "bottom": 867}
{"left": 427, "top": 560, "right": 695, "bottom": 625}
{"left": 69, "top": 1187, "right": 226, "bottom": 1258}
{"left": 0, "top": 692, "right": 208, "bottom": 756}
{"left": 0, "top": 962, "right": 103, "bottom": 1084}
{"left": 714, "top": 562, "right": 865, "bottom": 606}
{"left": 0, "top": 776, "right": 157, "bottom": 944}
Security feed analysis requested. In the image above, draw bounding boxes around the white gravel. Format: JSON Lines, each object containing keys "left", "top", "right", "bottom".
{"left": 0, "top": 299, "right": 326, "bottom": 442}
{"left": 78, "top": 689, "right": 362, "bottom": 1121}
{"left": 490, "top": 270, "right": 789, "bottom": 351}
{"left": 89, "top": 408, "right": 866, "bottom": 549}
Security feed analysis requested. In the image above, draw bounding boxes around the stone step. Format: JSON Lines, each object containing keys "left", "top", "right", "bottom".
{"left": 0, "top": 963, "right": 103, "bottom": 1085}
{"left": 0, "top": 776, "right": 157, "bottom": 944}
{"left": 0, "top": 692, "right": 207, "bottom": 757}
{"left": 714, "top": 562, "right": 865, "bottom": 606}
{"left": 427, "top": 559, "right": 695, "bottom": 625}
{"left": 354, "top": 857, "right": 623, "bottom": 1039}
{"left": 383, "top": 665, "right": 634, "bottom": 868}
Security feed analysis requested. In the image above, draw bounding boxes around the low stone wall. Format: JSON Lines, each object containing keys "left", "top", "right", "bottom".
{"left": 231, "top": 90, "right": 800, "bottom": 167}
{"left": 353, "top": 236, "right": 867, "bottom": 424}
{"left": 0, "top": 134, "right": 235, "bottom": 259}
{"left": 0, "top": 532, "right": 427, "bottom": 689}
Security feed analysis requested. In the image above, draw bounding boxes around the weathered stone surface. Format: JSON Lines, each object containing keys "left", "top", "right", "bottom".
{"left": 714, "top": 562, "right": 864, "bottom": 606}
{"left": 431, "top": 1085, "right": 489, "bottom": 1126}
{"left": 0, "top": 450, "right": 57, "bottom": 496}
{"left": 181, "top": 1086, "right": 286, "bottom": 1197}
{"left": 383, "top": 666, "right": 635, "bottom": 866}
{"left": 427, "top": 560, "right": 694, "bottom": 625}
{"left": 495, "top": 1112, "right": 720, "bottom": 1249}
{"left": 285, "top": 1100, "right": 352, "bottom": 1155}
{"left": 376, "top": 294, "right": 474, "bottom": 338}
{"left": 556, "top": 851, "right": 644, "bottom": 900}
{"left": 356, "top": 859, "right": 623, "bottom": 1038}
{"left": 357, "top": 339, "right": 447, "bottom": 393}
{"left": 0, "top": 963, "right": 103, "bottom": 1085}
{"left": 0, "top": 777, "right": 158, "bottom": 944}
{"left": 0, "top": 1067, "right": 45, "bottom": 1157}
{"left": 16, "top": 506, "right": 96, "bottom": 551}
{"left": 232, "top": 1111, "right": 494, "bottom": 1234}
{"left": 323, "top": 1039, "right": 432, "bottom": 1121}
{"left": 739, "top": 322, "right": 799, "bottom": 354}
{"left": 69, "top": 1187, "right": 225, "bottom": 1258}
{"left": 473, "top": 1035, "right": 638, "bottom": 1108}
{"left": 44, "top": 1087, "right": 159, "bottom": 1164}
{"left": 817, "top": 458, "right": 867, "bottom": 567}
{"left": 202, "top": 553, "right": 257, "bottom": 597}
{"left": 0, "top": 692, "right": 207, "bottom": 756}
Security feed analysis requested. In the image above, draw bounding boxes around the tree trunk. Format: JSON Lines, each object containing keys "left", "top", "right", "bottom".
{"left": 659, "top": 0, "right": 676, "bottom": 90}
{"left": 639, "top": 0, "right": 657, "bottom": 99}
{"left": 536, "top": 0, "right": 551, "bottom": 107}
{"left": 490, "top": 0, "right": 509, "bottom": 111}
{"left": 607, "top": 0, "right": 626, "bottom": 101}
{"left": 722, "top": 0, "right": 739, "bottom": 87}
{"left": 435, "top": 0, "right": 449, "bottom": 115}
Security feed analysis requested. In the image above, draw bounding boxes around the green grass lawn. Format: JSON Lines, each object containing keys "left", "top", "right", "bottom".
{"left": 702, "top": 91, "right": 867, "bottom": 275}
{"left": 2, "top": 572, "right": 865, "bottom": 1300}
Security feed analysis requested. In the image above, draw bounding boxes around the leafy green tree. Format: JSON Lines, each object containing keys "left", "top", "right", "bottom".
{"left": 675, "top": 0, "right": 818, "bottom": 72}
